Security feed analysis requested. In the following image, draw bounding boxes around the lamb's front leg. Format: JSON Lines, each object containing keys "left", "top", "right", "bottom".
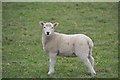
{"left": 48, "top": 53, "right": 57, "bottom": 75}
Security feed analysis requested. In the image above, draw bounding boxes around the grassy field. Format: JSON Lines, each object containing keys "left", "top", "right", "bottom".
{"left": 2, "top": 2, "right": 118, "bottom": 78}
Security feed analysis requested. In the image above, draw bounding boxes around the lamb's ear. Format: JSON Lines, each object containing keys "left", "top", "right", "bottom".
{"left": 39, "top": 21, "right": 45, "bottom": 27}
{"left": 53, "top": 22, "right": 59, "bottom": 27}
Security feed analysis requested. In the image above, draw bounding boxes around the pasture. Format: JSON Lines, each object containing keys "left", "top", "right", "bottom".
{"left": 2, "top": 2, "right": 118, "bottom": 78}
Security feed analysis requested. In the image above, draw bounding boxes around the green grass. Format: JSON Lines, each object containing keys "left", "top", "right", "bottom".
{"left": 2, "top": 2, "right": 118, "bottom": 78}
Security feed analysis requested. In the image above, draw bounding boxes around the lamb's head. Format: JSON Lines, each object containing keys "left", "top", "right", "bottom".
{"left": 39, "top": 21, "right": 59, "bottom": 36}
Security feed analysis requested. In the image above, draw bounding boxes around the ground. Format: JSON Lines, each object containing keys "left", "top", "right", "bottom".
{"left": 2, "top": 2, "right": 118, "bottom": 78}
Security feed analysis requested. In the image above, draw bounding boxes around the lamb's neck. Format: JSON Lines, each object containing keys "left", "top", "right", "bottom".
{"left": 42, "top": 32, "right": 56, "bottom": 44}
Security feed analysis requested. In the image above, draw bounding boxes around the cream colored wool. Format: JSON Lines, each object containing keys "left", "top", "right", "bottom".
{"left": 39, "top": 21, "right": 96, "bottom": 76}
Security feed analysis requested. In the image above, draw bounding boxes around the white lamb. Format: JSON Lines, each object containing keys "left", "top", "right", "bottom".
{"left": 39, "top": 21, "right": 96, "bottom": 76}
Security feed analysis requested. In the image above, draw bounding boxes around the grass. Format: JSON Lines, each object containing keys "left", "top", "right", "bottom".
{"left": 2, "top": 2, "right": 118, "bottom": 78}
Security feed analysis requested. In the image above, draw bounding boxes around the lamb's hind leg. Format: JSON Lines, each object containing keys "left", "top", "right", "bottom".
{"left": 88, "top": 55, "right": 94, "bottom": 67}
{"left": 77, "top": 54, "right": 96, "bottom": 76}
{"left": 88, "top": 48, "right": 94, "bottom": 67}
{"left": 82, "top": 57, "right": 96, "bottom": 76}
{"left": 75, "top": 46, "right": 96, "bottom": 76}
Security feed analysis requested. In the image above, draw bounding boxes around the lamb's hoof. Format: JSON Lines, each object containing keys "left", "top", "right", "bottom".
{"left": 48, "top": 71, "right": 54, "bottom": 75}
{"left": 91, "top": 72, "right": 96, "bottom": 76}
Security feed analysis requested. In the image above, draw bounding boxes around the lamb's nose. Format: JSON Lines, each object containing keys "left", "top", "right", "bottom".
{"left": 47, "top": 32, "right": 49, "bottom": 35}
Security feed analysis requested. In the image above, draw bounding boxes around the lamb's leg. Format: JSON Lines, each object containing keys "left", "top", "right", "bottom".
{"left": 48, "top": 53, "right": 57, "bottom": 75}
{"left": 75, "top": 45, "right": 96, "bottom": 76}
{"left": 88, "top": 48, "right": 94, "bottom": 67}
{"left": 88, "top": 55, "right": 94, "bottom": 67}
{"left": 76, "top": 54, "right": 96, "bottom": 75}
{"left": 81, "top": 57, "right": 96, "bottom": 76}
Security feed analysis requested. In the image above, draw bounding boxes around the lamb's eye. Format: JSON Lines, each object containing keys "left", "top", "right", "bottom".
{"left": 51, "top": 27, "right": 53, "bottom": 29}
{"left": 43, "top": 27, "right": 45, "bottom": 28}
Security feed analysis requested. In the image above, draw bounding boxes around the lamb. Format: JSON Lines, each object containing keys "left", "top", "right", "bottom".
{"left": 39, "top": 21, "right": 96, "bottom": 76}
